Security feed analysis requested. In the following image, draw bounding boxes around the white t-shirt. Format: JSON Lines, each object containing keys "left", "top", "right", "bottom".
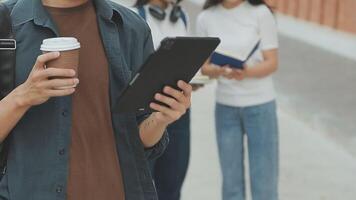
{"left": 134, "top": 5, "right": 189, "bottom": 49}
{"left": 196, "top": 2, "right": 278, "bottom": 107}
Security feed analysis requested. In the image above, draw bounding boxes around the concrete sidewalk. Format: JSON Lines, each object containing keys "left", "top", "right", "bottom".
{"left": 182, "top": 83, "right": 356, "bottom": 200}
{"left": 275, "top": 34, "right": 356, "bottom": 158}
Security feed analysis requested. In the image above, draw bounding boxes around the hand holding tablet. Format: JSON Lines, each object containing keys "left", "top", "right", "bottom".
{"left": 113, "top": 37, "right": 220, "bottom": 113}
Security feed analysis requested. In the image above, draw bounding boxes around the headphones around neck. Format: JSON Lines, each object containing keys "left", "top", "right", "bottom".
{"left": 148, "top": 1, "right": 183, "bottom": 23}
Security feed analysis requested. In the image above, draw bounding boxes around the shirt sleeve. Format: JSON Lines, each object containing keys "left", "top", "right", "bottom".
{"left": 138, "top": 29, "right": 169, "bottom": 160}
{"left": 257, "top": 6, "right": 278, "bottom": 50}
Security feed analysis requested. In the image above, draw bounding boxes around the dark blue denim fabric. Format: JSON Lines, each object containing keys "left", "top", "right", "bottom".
{"left": 151, "top": 110, "right": 191, "bottom": 200}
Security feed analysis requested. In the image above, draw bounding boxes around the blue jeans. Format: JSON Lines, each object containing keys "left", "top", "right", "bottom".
{"left": 215, "top": 101, "right": 279, "bottom": 200}
{"left": 150, "top": 110, "right": 190, "bottom": 200}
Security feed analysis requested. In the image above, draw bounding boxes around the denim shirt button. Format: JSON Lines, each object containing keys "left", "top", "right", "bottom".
{"left": 58, "top": 149, "right": 65, "bottom": 155}
{"left": 56, "top": 185, "right": 63, "bottom": 193}
{"left": 62, "top": 110, "right": 68, "bottom": 117}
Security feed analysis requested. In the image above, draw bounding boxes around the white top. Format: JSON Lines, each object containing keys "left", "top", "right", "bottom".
{"left": 196, "top": 2, "right": 278, "bottom": 107}
{"left": 134, "top": 4, "right": 189, "bottom": 49}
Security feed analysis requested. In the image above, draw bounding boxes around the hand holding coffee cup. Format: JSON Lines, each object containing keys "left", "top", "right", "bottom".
{"left": 40, "top": 37, "right": 80, "bottom": 89}
{"left": 11, "top": 52, "right": 78, "bottom": 108}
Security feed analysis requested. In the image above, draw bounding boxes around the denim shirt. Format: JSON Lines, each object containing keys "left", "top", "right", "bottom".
{"left": 0, "top": 0, "right": 168, "bottom": 199}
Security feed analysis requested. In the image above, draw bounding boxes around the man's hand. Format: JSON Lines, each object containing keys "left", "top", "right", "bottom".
{"left": 138, "top": 80, "right": 192, "bottom": 148}
{"left": 150, "top": 80, "right": 192, "bottom": 126}
{"left": 0, "top": 52, "right": 78, "bottom": 142}
{"left": 14, "top": 52, "right": 79, "bottom": 108}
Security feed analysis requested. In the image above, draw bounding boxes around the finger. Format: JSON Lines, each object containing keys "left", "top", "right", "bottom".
{"left": 154, "top": 93, "right": 184, "bottom": 111}
{"left": 177, "top": 80, "right": 192, "bottom": 97}
{"left": 33, "top": 68, "right": 76, "bottom": 81}
{"left": 234, "top": 69, "right": 243, "bottom": 74}
{"left": 150, "top": 103, "right": 180, "bottom": 121}
{"left": 222, "top": 65, "right": 233, "bottom": 69}
{"left": 46, "top": 88, "right": 76, "bottom": 97}
{"left": 34, "top": 52, "right": 60, "bottom": 70}
{"left": 223, "top": 74, "right": 234, "bottom": 79}
{"left": 220, "top": 66, "right": 229, "bottom": 72}
{"left": 163, "top": 86, "right": 185, "bottom": 103}
{"left": 39, "top": 78, "right": 79, "bottom": 89}
{"left": 222, "top": 67, "right": 233, "bottom": 75}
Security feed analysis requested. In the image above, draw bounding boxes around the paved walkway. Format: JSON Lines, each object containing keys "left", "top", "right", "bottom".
{"left": 275, "top": 34, "right": 356, "bottom": 157}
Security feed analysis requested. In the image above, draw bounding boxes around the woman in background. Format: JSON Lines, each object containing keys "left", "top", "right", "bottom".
{"left": 196, "top": 0, "right": 279, "bottom": 200}
{"left": 134, "top": 0, "right": 192, "bottom": 199}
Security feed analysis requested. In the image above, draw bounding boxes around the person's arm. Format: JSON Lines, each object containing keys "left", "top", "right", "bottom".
{"left": 245, "top": 49, "right": 278, "bottom": 78}
{"left": 138, "top": 80, "right": 192, "bottom": 148}
{"left": 243, "top": 6, "right": 278, "bottom": 78}
{"left": 229, "top": 49, "right": 278, "bottom": 80}
{"left": 0, "top": 52, "right": 79, "bottom": 142}
{"left": 224, "top": 6, "right": 279, "bottom": 81}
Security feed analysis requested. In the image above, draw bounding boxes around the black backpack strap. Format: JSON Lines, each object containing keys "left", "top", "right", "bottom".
{"left": 0, "top": 3, "right": 15, "bottom": 99}
{"left": 0, "top": 2, "right": 15, "bottom": 180}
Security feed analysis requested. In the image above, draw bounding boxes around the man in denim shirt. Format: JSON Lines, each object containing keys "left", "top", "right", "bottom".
{"left": 0, "top": 0, "right": 192, "bottom": 199}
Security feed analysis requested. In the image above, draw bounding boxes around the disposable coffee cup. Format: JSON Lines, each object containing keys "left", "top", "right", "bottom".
{"left": 40, "top": 37, "right": 80, "bottom": 89}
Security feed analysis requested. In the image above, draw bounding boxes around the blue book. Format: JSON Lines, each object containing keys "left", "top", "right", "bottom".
{"left": 210, "top": 41, "right": 260, "bottom": 69}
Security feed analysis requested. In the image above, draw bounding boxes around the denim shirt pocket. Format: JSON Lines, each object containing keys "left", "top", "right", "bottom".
{"left": 112, "top": 54, "right": 132, "bottom": 82}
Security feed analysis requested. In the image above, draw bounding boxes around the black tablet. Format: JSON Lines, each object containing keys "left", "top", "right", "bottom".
{"left": 113, "top": 37, "right": 220, "bottom": 113}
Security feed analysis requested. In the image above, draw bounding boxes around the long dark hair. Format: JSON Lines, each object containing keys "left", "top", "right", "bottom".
{"left": 203, "top": 0, "right": 268, "bottom": 10}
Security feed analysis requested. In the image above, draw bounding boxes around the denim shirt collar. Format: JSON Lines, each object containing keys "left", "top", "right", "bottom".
{"left": 10, "top": 0, "right": 123, "bottom": 28}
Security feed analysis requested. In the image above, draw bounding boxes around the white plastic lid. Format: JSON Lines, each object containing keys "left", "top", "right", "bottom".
{"left": 40, "top": 37, "right": 80, "bottom": 52}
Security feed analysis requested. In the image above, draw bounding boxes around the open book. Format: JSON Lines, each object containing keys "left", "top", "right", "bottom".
{"left": 210, "top": 40, "right": 260, "bottom": 69}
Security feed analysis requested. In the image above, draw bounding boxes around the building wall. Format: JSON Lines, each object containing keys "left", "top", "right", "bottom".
{"left": 268, "top": 0, "right": 356, "bottom": 35}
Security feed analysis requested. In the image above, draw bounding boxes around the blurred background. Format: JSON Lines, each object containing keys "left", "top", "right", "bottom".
{"left": 115, "top": 0, "right": 356, "bottom": 199}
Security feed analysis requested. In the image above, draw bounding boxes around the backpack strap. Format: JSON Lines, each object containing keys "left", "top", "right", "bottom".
{"left": 137, "top": 6, "right": 147, "bottom": 21}
{"left": 0, "top": 2, "right": 15, "bottom": 180}
{"left": 0, "top": 3, "right": 15, "bottom": 99}
{"left": 180, "top": 11, "right": 187, "bottom": 29}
